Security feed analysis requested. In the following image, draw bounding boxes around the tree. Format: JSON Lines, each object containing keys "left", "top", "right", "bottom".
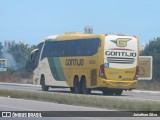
{"left": 0, "top": 42, "right": 3, "bottom": 58}
{"left": 141, "top": 37, "right": 160, "bottom": 81}
{"left": 8, "top": 43, "right": 36, "bottom": 71}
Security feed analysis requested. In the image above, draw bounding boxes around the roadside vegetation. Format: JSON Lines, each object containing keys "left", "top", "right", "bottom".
{"left": 139, "top": 37, "right": 160, "bottom": 91}
{"left": 0, "top": 42, "right": 35, "bottom": 84}
{"left": 0, "top": 89, "right": 160, "bottom": 111}
{"left": 137, "top": 81, "right": 160, "bottom": 91}
{"left": 0, "top": 69, "right": 32, "bottom": 84}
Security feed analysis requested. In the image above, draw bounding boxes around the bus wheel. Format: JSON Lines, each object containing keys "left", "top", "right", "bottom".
{"left": 41, "top": 76, "right": 49, "bottom": 91}
{"left": 81, "top": 78, "right": 91, "bottom": 94}
{"left": 70, "top": 87, "right": 74, "bottom": 93}
{"left": 114, "top": 89, "right": 123, "bottom": 96}
{"left": 102, "top": 89, "right": 114, "bottom": 95}
{"left": 73, "top": 77, "right": 80, "bottom": 94}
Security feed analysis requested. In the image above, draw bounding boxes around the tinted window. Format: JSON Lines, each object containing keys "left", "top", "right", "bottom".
{"left": 41, "top": 38, "right": 100, "bottom": 59}
{"left": 36, "top": 42, "right": 43, "bottom": 61}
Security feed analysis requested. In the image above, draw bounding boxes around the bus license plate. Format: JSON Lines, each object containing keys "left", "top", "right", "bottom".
{"left": 116, "top": 82, "right": 123, "bottom": 86}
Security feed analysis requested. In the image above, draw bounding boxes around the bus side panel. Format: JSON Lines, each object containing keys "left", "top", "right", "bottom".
{"left": 59, "top": 56, "right": 98, "bottom": 88}
{"left": 38, "top": 57, "right": 68, "bottom": 87}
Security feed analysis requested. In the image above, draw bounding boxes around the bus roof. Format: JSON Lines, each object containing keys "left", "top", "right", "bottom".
{"left": 39, "top": 33, "right": 137, "bottom": 43}
{"left": 40, "top": 33, "right": 103, "bottom": 42}
{"left": 105, "top": 33, "right": 138, "bottom": 38}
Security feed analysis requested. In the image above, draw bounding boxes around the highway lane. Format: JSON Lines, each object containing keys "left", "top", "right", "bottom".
{"left": 0, "top": 96, "right": 109, "bottom": 120}
{"left": 0, "top": 82, "right": 160, "bottom": 101}
{"left": 0, "top": 97, "right": 159, "bottom": 120}
{"left": 0, "top": 96, "right": 108, "bottom": 111}
{"left": 0, "top": 82, "right": 160, "bottom": 120}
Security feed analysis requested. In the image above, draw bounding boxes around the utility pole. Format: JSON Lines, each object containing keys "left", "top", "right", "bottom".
{"left": 84, "top": 26, "right": 93, "bottom": 34}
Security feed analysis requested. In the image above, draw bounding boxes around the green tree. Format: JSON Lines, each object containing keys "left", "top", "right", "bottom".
{"left": 141, "top": 37, "right": 160, "bottom": 81}
{"left": 8, "top": 43, "right": 36, "bottom": 71}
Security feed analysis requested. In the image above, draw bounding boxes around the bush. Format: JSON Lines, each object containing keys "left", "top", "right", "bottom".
{"left": 141, "top": 37, "right": 160, "bottom": 81}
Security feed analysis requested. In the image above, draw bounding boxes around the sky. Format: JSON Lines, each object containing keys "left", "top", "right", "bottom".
{"left": 1, "top": 0, "right": 160, "bottom": 45}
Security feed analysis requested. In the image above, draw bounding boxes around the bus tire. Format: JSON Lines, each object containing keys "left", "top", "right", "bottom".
{"left": 114, "top": 89, "right": 123, "bottom": 96}
{"left": 102, "top": 89, "right": 114, "bottom": 95}
{"left": 70, "top": 87, "right": 74, "bottom": 93}
{"left": 81, "top": 78, "right": 91, "bottom": 94}
{"left": 73, "top": 77, "right": 80, "bottom": 94}
{"left": 41, "top": 75, "right": 49, "bottom": 91}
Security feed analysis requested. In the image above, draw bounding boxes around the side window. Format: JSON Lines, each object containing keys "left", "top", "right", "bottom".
{"left": 30, "top": 53, "right": 34, "bottom": 61}
{"left": 35, "top": 50, "right": 40, "bottom": 67}
{"left": 41, "top": 41, "right": 53, "bottom": 59}
{"left": 30, "top": 49, "right": 39, "bottom": 70}
{"left": 41, "top": 38, "right": 100, "bottom": 58}
{"left": 73, "top": 38, "right": 100, "bottom": 56}
{"left": 64, "top": 40, "right": 73, "bottom": 56}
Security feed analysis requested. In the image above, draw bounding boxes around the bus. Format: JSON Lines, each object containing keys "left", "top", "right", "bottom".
{"left": 30, "top": 33, "right": 139, "bottom": 95}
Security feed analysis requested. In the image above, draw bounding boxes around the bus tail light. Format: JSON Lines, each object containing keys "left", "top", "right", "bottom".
{"left": 134, "top": 66, "right": 139, "bottom": 80}
{"left": 99, "top": 64, "right": 107, "bottom": 79}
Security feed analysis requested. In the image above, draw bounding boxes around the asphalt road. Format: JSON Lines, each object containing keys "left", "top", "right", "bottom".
{"left": 0, "top": 96, "right": 108, "bottom": 111}
{"left": 0, "top": 96, "right": 159, "bottom": 120}
{"left": 0, "top": 82, "right": 160, "bottom": 101}
{"left": 0, "top": 82, "right": 160, "bottom": 120}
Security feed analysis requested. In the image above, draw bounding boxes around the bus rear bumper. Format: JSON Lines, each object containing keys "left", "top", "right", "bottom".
{"left": 98, "top": 79, "right": 138, "bottom": 90}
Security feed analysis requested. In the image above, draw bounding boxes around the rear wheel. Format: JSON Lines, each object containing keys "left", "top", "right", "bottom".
{"left": 41, "top": 76, "right": 49, "bottom": 91}
{"left": 81, "top": 78, "right": 91, "bottom": 94}
{"left": 70, "top": 87, "right": 74, "bottom": 93}
{"left": 73, "top": 77, "right": 81, "bottom": 94}
{"left": 114, "top": 89, "right": 123, "bottom": 96}
{"left": 102, "top": 89, "right": 114, "bottom": 95}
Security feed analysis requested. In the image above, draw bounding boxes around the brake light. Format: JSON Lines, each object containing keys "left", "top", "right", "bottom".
{"left": 134, "top": 66, "right": 139, "bottom": 80}
{"left": 99, "top": 64, "right": 107, "bottom": 79}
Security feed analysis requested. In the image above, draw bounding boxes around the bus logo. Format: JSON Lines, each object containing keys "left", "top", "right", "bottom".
{"left": 111, "top": 38, "right": 131, "bottom": 47}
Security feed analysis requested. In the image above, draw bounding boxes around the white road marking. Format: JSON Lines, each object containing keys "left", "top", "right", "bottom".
{"left": 133, "top": 90, "right": 160, "bottom": 94}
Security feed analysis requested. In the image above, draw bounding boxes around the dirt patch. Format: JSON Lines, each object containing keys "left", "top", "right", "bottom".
{"left": 0, "top": 71, "right": 32, "bottom": 84}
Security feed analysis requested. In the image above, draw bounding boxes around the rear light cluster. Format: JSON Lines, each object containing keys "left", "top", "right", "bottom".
{"left": 134, "top": 66, "right": 140, "bottom": 80}
{"left": 99, "top": 64, "right": 107, "bottom": 79}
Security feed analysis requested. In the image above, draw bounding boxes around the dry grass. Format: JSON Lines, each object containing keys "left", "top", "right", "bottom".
{"left": 0, "top": 71, "right": 32, "bottom": 84}
{"left": 137, "top": 80, "right": 160, "bottom": 91}
{"left": 0, "top": 89, "right": 160, "bottom": 111}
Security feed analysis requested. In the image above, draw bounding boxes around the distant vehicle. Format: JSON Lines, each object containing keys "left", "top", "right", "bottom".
{"left": 30, "top": 33, "right": 139, "bottom": 95}
{"left": 0, "top": 59, "right": 7, "bottom": 71}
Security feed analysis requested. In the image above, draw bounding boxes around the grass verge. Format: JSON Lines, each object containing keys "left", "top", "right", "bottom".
{"left": 0, "top": 88, "right": 160, "bottom": 111}
{"left": 137, "top": 81, "right": 160, "bottom": 91}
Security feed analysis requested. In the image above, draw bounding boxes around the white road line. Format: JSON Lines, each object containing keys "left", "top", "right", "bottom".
{"left": 133, "top": 90, "right": 160, "bottom": 94}
{"left": 0, "top": 82, "right": 40, "bottom": 87}
{"left": 124, "top": 97, "right": 160, "bottom": 102}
